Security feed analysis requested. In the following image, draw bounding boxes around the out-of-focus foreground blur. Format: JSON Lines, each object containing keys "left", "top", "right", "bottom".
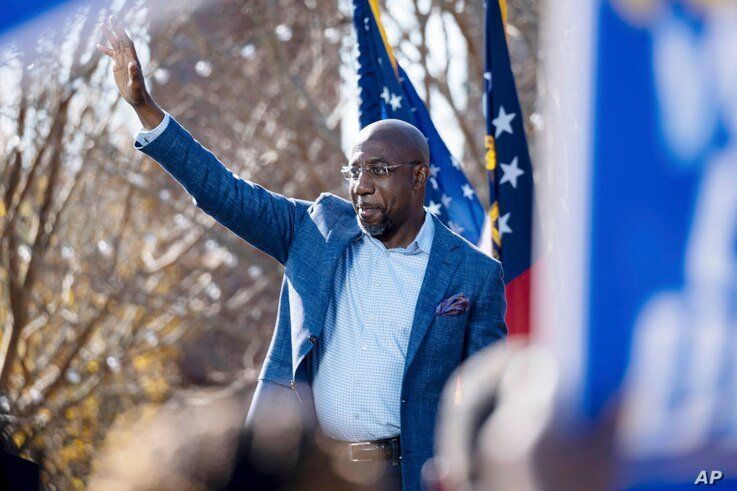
{"left": 0, "top": 0, "right": 539, "bottom": 488}
{"left": 6, "top": 0, "right": 737, "bottom": 489}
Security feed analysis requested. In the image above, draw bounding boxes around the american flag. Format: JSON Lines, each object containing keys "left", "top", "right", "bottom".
{"left": 351, "top": 0, "right": 486, "bottom": 245}
{"left": 484, "top": 0, "right": 537, "bottom": 336}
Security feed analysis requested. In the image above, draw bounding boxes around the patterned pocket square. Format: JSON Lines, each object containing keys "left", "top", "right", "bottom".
{"left": 435, "top": 293, "right": 470, "bottom": 316}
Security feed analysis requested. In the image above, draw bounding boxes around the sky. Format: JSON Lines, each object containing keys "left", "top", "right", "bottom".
{"left": 1, "top": 0, "right": 469, "bottom": 164}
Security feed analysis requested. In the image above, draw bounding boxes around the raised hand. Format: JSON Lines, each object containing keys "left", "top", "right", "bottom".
{"left": 97, "top": 16, "right": 147, "bottom": 105}
{"left": 97, "top": 15, "right": 163, "bottom": 129}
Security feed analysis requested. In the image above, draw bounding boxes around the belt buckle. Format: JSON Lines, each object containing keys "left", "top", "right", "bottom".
{"left": 350, "top": 442, "right": 375, "bottom": 462}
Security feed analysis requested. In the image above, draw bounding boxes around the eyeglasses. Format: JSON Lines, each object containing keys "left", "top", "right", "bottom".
{"left": 340, "top": 161, "right": 420, "bottom": 181}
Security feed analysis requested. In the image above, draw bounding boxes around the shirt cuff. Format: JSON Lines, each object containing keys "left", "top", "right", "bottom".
{"left": 134, "top": 113, "right": 171, "bottom": 148}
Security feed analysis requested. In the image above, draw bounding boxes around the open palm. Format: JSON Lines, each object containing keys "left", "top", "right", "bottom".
{"left": 97, "top": 16, "right": 148, "bottom": 106}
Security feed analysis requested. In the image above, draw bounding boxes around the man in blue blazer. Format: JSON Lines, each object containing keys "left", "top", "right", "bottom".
{"left": 99, "top": 16, "right": 506, "bottom": 490}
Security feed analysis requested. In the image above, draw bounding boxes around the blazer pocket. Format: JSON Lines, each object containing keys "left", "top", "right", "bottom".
{"left": 435, "top": 310, "right": 470, "bottom": 329}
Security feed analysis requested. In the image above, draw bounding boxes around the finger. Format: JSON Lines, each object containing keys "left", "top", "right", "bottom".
{"left": 112, "top": 16, "right": 139, "bottom": 61}
{"left": 100, "top": 23, "right": 117, "bottom": 47}
{"left": 107, "top": 16, "right": 124, "bottom": 52}
{"left": 111, "top": 15, "right": 127, "bottom": 44}
{"left": 96, "top": 43, "right": 114, "bottom": 57}
{"left": 110, "top": 15, "right": 130, "bottom": 49}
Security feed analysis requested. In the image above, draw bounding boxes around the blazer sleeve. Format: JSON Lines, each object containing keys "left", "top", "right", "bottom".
{"left": 463, "top": 260, "right": 508, "bottom": 359}
{"left": 136, "top": 116, "right": 309, "bottom": 265}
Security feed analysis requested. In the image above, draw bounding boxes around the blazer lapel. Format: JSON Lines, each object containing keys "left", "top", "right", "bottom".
{"left": 293, "top": 214, "right": 361, "bottom": 377}
{"left": 403, "top": 217, "right": 461, "bottom": 375}
{"left": 314, "top": 217, "right": 361, "bottom": 335}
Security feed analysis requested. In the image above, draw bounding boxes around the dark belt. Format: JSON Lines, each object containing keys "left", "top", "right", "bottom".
{"left": 348, "top": 436, "right": 401, "bottom": 466}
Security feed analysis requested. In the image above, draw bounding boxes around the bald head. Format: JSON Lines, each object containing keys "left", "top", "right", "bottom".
{"left": 354, "top": 119, "right": 430, "bottom": 165}
{"left": 347, "top": 119, "right": 431, "bottom": 245}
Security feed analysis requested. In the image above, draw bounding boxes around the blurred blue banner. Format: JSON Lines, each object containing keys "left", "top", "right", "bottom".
{"left": 2, "top": 1, "right": 72, "bottom": 34}
{"left": 582, "top": 0, "right": 737, "bottom": 487}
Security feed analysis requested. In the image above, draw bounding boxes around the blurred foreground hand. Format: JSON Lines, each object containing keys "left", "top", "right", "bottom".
{"left": 431, "top": 341, "right": 617, "bottom": 491}
{"left": 88, "top": 382, "right": 252, "bottom": 491}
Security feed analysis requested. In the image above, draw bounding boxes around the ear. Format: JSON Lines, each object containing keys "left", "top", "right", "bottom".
{"left": 413, "top": 164, "right": 429, "bottom": 189}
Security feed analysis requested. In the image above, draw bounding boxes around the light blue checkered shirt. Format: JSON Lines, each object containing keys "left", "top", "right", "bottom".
{"left": 135, "top": 116, "right": 435, "bottom": 442}
{"left": 312, "top": 211, "right": 435, "bottom": 442}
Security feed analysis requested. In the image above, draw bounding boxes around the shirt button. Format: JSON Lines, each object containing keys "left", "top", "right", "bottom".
{"left": 361, "top": 344, "right": 368, "bottom": 350}
{"left": 370, "top": 314, "right": 376, "bottom": 320}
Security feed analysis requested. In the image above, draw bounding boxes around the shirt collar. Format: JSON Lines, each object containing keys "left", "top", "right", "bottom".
{"left": 412, "top": 209, "right": 435, "bottom": 254}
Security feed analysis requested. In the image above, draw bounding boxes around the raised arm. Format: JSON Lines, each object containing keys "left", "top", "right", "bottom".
{"left": 97, "top": 16, "right": 308, "bottom": 264}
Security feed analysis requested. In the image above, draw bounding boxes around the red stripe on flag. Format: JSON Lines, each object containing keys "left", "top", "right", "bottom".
{"left": 504, "top": 262, "right": 536, "bottom": 337}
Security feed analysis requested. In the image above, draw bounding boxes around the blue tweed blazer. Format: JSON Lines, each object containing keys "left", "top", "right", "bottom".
{"left": 138, "top": 117, "right": 507, "bottom": 490}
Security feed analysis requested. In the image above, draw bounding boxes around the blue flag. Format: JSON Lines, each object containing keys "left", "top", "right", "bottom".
{"left": 352, "top": 0, "right": 486, "bottom": 244}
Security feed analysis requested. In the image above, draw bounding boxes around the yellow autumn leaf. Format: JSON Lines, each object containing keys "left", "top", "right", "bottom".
{"left": 86, "top": 360, "right": 99, "bottom": 374}
{"left": 59, "top": 445, "right": 81, "bottom": 462}
{"left": 132, "top": 354, "right": 150, "bottom": 371}
{"left": 37, "top": 408, "right": 51, "bottom": 423}
{"left": 82, "top": 396, "right": 99, "bottom": 413}
{"left": 62, "top": 289, "right": 74, "bottom": 305}
{"left": 12, "top": 431, "right": 25, "bottom": 448}
{"left": 142, "top": 378, "right": 169, "bottom": 402}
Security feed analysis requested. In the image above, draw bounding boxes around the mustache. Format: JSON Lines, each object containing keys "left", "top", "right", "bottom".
{"left": 355, "top": 201, "right": 383, "bottom": 209}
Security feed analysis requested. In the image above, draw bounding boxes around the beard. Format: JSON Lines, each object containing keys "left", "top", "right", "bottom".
{"left": 355, "top": 208, "right": 394, "bottom": 237}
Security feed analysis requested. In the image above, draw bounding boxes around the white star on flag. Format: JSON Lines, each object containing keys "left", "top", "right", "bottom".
{"left": 461, "top": 183, "right": 475, "bottom": 199}
{"left": 492, "top": 105, "right": 515, "bottom": 139}
{"left": 426, "top": 201, "right": 442, "bottom": 216}
{"left": 381, "top": 86, "right": 390, "bottom": 104}
{"left": 429, "top": 177, "right": 439, "bottom": 190}
{"left": 483, "top": 71, "right": 491, "bottom": 82}
{"left": 441, "top": 193, "right": 452, "bottom": 208}
{"left": 498, "top": 212, "right": 513, "bottom": 236}
{"left": 499, "top": 157, "right": 524, "bottom": 188}
{"left": 429, "top": 164, "right": 440, "bottom": 178}
{"left": 451, "top": 157, "right": 462, "bottom": 170}
{"left": 448, "top": 221, "right": 465, "bottom": 235}
{"left": 389, "top": 93, "right": 403, "bottom": 111}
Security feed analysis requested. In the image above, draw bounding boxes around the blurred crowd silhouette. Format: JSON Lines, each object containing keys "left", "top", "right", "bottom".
{"left": 46, "top": 340, "right": 617, "bottom": 491}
